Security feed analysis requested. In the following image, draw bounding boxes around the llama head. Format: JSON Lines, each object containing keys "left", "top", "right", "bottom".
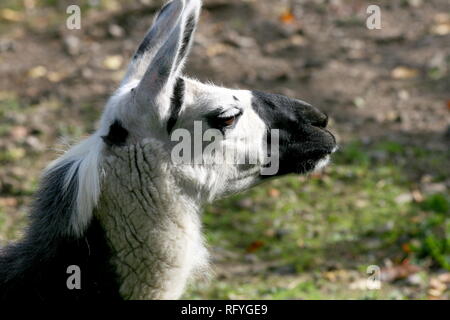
{"left": 97, "top": 0, "right": 336, "bottom": 200}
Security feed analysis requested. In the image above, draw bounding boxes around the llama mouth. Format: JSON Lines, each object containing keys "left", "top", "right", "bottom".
{"left": 311, "top": 155, "right": 331, "bottom": 172}
{"left": 259, "top": 146, "right": 335, "bottom": 177}
{"left": 293, "top": 146, "right": 337, "bottom": 174}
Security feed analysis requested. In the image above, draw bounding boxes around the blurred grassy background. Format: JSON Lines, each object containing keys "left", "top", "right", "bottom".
{"left": 0, "top": 0, "right": 449, "bottom": 299}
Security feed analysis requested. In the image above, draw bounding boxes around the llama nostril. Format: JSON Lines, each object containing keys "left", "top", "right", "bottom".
{"left": 297, "top": 100, "right": 328, "bottom": 128}
{"left": 318, "top": 113, "right": 329, "bottom": 128}
{"left": 309, "top": 111, "right": 328, "bottom": 128}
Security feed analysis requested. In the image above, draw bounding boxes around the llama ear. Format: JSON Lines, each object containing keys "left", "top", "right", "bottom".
{"left": 122, "top": 0, "right": 185, "bottom": 83}
{"left": 135, "top": 0, "right": 201, "bottom": 113}
{"left": 171, "top": 0, "right": 201, "bottom": 76}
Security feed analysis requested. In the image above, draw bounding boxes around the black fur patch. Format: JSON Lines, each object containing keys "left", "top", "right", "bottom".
{"left": 251, "top": 90, "right": 336, "bottom": 176}
{"left": 134, "top": 2, "right": 175, "bottom": 59}
{"left": 156, "top": 1, "right": 173, "bottom": 20}
{"left": 167, "top": 77, "right": 185, "bottom": 134}
{"left": 102, "top": 120, "right": 129, "bottom": 147}
{"left": 0, "top": 161, "right": 121, "bottom": 301}
{"left": 252, "top": 90, "right": 329, "bottom": 128}
{"left": 176, "top": 14, "right": 197, "bottom": 67}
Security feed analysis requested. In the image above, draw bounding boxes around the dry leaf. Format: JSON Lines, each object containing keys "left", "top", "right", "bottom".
{"left": 324, "top": 271, "right": 338, "bottom": 282}
{"left": 431, "top": 22, "right": 450, "bottom": 35}
{"left": 206, "top": 43, "right": 229, "bottom": 57}
{"left": 1, "top": 9, "right": 24, "bottom": 22}
{"left": 47, "top": 71, "right": 64, "bottom": 83}
{"left": 431, "top": 14, "right": 450, "bottom": 35}
{"left": 10, "top": 126, "right": 28, "bottom": 140}
{"left": 0, "top": 197, "right": 18, "bottom": 207}
{"left": 428, "top": 277, "right": 447, "bottom": 297}
{"left": 28, "top": 65, "right": 47, "bottom": 79}
{"left": 310, "top": 171, "right": 324, "bottom": 179}
{"left": 24, "top": 0, "right": 36, "bottom": 10}
{"left": 103, "top": 55, "right": 123, "bottom": 70}
{"left": 402, "top": 243, "right": 412, "bottom": 253}
{"left": 279, "top": 9, "right": 295, "bottom": 24}
{"left": 380, "top": 260, "right": 421, "bottom": 282}
{"left": 430, "top": 278, "right": 447, "bottom": 291}
{"left": 246, "top": 240, "right": 264, "bottom": 253}
{"left": 437, "top": 273, "right": 450, "bottom": 283}
{"left": 434, "top": 13, "right": 450, "bottom": 24}
{"left": 391, "top": 67, "right": 419, "bottom": 79}
{"left": 395, "top": 193, "right": 413, "bottom": 204}
{"left": 268, "top": 188, "right": 280, "bottom": 198}
{"left": 103, "top": 0, "right": 121, "bottom": 11}
{"left": 0, "top": 91, "right": 16, "bottom": 101}
{"left": 349, "top": 279, "right": 367, "bottom": 290}
{"left": 411, "top": 190, "right": 424, "bottom": 203}
{"left": 264, "top": 229, "right": 275, "bottom": 237}
{"left": 7, "top": 147, "right": 26, "bottom": 161}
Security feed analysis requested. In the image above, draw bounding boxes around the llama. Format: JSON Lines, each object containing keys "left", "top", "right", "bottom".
{"left": 0, "top": 0, "right": 336, "bottom": 300}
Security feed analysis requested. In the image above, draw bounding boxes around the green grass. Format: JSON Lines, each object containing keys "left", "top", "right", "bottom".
{"left": 183, "top": 141, "right": 450, "bottom": 299}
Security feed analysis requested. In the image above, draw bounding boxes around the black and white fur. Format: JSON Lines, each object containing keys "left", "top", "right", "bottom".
{"left": 0, "top": 0, "right": 336, "bottom": 300}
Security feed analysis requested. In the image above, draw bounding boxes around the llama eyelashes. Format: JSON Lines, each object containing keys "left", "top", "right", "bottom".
{"left": 206, "top": 107, "right": 244, "bottom": 131}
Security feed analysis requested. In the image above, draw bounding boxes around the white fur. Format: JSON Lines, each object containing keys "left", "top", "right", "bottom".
{"left": 97, "top": 141, "right": 210, "bottom": 299}
{"left": 46, "top": 135, "right": 103, "bottom": 236}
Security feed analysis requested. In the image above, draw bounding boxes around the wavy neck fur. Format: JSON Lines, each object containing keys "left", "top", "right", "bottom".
{"left": 0, "top": 142, "right": 208, "bottom": 301}
{"left": 96, "top": 142, "right": 209, "bottom": 299}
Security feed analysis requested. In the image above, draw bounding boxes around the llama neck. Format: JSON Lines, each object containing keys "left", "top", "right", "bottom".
{"left": 96, "top": 144, "right": 208, "bottom": 299}
{"left": 0, "top": 160, "right": 121, "bottom": 300}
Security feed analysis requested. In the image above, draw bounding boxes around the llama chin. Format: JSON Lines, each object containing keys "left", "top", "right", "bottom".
{"left": 313, "top": 156, "right": 331, "bottom": 172}
{"left": 313, "top": 146, "right": 338, "bottom": 172}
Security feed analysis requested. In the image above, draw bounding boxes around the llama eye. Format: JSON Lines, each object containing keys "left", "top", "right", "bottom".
{"left": 207, "top": 109, "right": 243, "bottom": 130}
{"left": 222, "top": 116, "right": 236, "bottom": 127}
{"left": 218, "top": 110, "right": 243, "bottom": 128}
